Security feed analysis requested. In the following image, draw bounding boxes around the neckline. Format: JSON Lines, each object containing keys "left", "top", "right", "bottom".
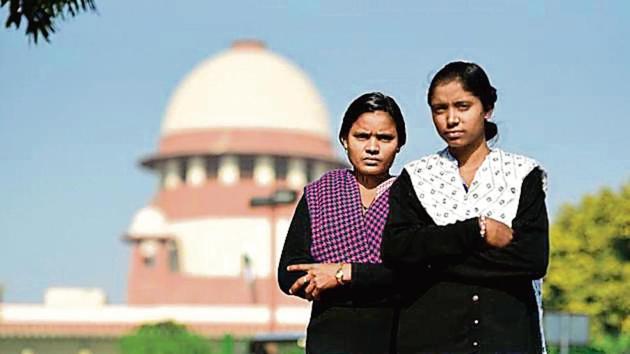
{"left": 352, "top": 169, "right": 392, "bottom": 190}
{"left": 347, "top": 169, "right": 393, "bottom": 215}
{"left": 443, "top": 147, "right": 496, "bottom": 166}
{"left": 441, "top": 148, "right": 498, "bottom": 195}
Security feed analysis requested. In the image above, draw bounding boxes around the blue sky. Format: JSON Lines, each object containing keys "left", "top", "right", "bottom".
{"left": 1, "top": 0, "right": 628, "bottom": 303}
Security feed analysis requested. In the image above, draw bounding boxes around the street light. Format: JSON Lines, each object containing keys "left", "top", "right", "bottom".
{"left": 250, "top": 188, "right": 298, "bottom": 332}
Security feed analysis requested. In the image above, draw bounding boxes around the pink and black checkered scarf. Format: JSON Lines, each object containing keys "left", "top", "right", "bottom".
{"left": 305, "top": 169, "right": 395, "bottom": 264}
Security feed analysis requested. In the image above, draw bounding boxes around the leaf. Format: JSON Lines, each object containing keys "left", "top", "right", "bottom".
{"left": 3, "top": 0, "right": 97, "bottom": 43}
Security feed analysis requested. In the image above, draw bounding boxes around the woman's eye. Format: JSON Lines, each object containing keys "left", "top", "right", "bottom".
{"left": 432, "top": 107, "right": 446, "bottom": 114}
{"left": 456, "top": 103, "right": 470, "bottom": 111}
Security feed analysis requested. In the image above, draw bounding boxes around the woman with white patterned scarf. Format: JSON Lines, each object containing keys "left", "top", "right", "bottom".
{"left": 382, "top": 61, "right": 549, "bottom": 353}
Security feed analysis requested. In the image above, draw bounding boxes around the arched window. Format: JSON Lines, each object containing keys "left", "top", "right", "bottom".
{"left": 239, "top": 155, "right": 255, "bottom": 179}
{"left": 206, "top": 155, "right": 219, "bottom": 180}
{"left": 139, "top": 241, "right": 158, "bottom": 268}
{"left": 275, "top": 156, "right": 288, "bottom": 181}
{"left": 167, "top": 240, "right": 179, "bottom": 272}
{"left": 178, "top": 157, "right": 187, "bottom": 182}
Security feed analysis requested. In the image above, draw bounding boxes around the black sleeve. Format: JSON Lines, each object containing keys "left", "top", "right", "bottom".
{"left": 277, "top": 195, "right": 396, "bottom": 299}
{"left": 381, "top": 169, "right": 484, "bottom": 269}
{"left": 441, "top": 168, "right": 549, "bottom": 280}
{"left": 277, "top": 195, "right": 316, "bottom": 296}
{"left": 351, "top": 263, "right": 395, "bottom": 290}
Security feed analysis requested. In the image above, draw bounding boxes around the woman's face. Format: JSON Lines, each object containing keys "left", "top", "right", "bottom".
{"left": 342, "top": 110, "right": 399, "bottom": 176}
{"left": 429, "top": 80, "right": 491, "bottom": 149}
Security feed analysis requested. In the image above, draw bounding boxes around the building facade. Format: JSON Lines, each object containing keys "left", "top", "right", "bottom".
{"left": 0, "top": 40, "right": 344, "bottom": 353}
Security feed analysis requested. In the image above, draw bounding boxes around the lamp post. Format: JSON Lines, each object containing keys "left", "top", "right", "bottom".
{"left": 250, "top": 189, "right": 298, "bottom": 332}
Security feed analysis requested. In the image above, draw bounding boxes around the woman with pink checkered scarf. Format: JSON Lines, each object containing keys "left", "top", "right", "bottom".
{"left": 278, "top": 92, "right": 407, "bottom": 354}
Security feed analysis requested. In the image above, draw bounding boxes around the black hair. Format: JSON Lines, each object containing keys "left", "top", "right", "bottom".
{"left": 338, "top": 92, "right": 406, "bottom": 147}
{"left": 427, "top": 61, "right": 498, "bottom": 140}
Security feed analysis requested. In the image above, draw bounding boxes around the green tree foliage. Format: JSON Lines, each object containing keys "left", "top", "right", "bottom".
{"left": 120, "top": 321, "right": 212, "bottom": 354}
{"left": 544, "top": 181, "right": 630, "bottom": 340}
{"left": 1, "top": 0, "right": 96, "bottom": 43}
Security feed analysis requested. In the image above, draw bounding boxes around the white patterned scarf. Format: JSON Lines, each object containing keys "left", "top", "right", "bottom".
{"left": 405, "top": 147, "right": 548, "bottom": 353}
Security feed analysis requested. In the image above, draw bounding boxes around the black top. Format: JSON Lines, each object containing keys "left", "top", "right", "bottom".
{"left": 382, "top": 167, "right": 549, "bottom": 353}
{"left": 278, "top": 196, "right": 397, "bottom": 354}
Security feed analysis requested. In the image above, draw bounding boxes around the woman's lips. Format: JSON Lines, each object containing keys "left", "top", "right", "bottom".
{"left": 363, "top": 158, "right": 381, "bottom": 165}
{"left": 444, "top": 130, "right": 464, "bottom": 138}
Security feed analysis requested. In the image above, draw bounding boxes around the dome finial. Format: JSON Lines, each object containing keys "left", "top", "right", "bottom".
{"left": 231, "top": 39, "right": 265, "bottom": 50}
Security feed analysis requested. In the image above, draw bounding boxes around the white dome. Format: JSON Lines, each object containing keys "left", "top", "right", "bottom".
{"left": 161, "top": 40, "right": 331, "bottom": 138}
{"left": 127, "top": 206, "right": 168, "bottom": 237}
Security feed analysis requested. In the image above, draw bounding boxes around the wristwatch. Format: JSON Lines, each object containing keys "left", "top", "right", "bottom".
{"left": 335, "top": 263, "right": 346, "bottom": 285}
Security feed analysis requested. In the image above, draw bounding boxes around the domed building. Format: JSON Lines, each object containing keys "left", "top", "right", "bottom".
{"left": 125, "top": 39, "right": 345, "bottom": 331}
{"left": 0, "top": 40, "right": 344, "bottom": 352}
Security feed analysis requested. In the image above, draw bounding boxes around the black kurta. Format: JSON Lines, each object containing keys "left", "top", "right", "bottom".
{"left": 278, "top": 196, "right": 397, "bottom": 354}
{"left": 382, "top": 168, "right": 549, "bottom": 353}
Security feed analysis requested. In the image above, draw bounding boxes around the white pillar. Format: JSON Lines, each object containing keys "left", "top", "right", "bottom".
{"left": 186, "top": 156, "right": 206, "bottom": 187}
{"left": 164, "top": 159, "right": 182, "bottom": 189}
{"left": 287, "top": 158, "right": 307, "bottom": 189}
{"left": 254, "top": 156, "right": 275, "bottom": 186}
{"left": 219, "top": 155, "right": 239, "bottom": 185}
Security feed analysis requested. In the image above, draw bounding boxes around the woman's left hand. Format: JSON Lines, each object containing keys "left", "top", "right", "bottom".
{"left": 287, "top": 263, "right": 345, "bottom": 300}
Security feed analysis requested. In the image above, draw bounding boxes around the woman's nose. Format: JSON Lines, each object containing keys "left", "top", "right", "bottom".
{"left": 366, "top": 139, "right": 379, "bottom": 153}
{"left": 446, "top": 109, "right": 460, "bottom": 126}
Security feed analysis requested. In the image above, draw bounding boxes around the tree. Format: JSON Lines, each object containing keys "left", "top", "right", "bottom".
{"left": 1, "top": 0, "right": 96, "bottom": 43}
{"left": 544, "top": 181, "right": 630, "bottom": 340}
{"left": 120, "top": 321, "right": 212, "bottom": 354}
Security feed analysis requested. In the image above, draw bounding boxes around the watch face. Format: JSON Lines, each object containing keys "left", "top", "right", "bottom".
{"left": 335, "top": 268, "right": 344, "bottom": 284}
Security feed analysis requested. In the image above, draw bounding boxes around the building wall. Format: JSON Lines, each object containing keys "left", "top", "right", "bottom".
{"left": 127, "top": 158, "right": 344, "bottom": 307}
{"left": 0, "top": 338, "right": 120, "bottom": 354}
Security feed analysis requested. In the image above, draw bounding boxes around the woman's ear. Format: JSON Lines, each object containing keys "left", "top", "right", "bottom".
{"left": 340, "top": 138, "right": 348, "bottom": 151}
{"left": 484, "top": 109, "right": 494, "bottom": 120}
